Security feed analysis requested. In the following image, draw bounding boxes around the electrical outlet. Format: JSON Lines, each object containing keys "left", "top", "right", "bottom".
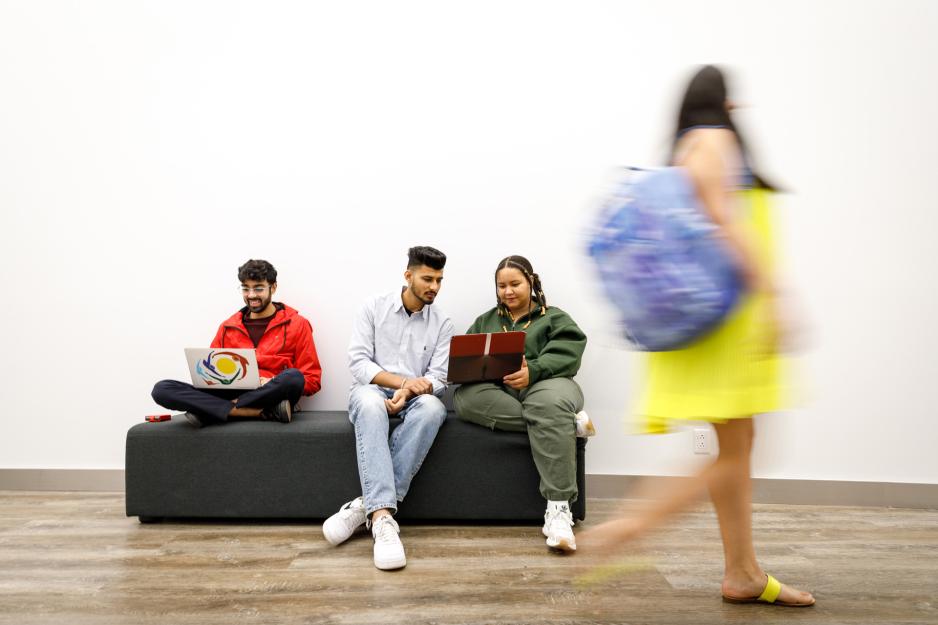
{"left": 693, "top": 427, "right": 712, "bottom": 455}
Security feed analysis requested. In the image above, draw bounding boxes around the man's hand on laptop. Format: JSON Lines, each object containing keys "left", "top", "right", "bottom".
{"left": 259, "top": 377, "right": 270, "bottom": 386}
{"left": 403, "top": 377, "right": 433, "bottom": 396}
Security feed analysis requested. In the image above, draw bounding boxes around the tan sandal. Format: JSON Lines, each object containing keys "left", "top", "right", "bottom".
{"left": 722, "top": 574, "right": 815, "bottom": 607}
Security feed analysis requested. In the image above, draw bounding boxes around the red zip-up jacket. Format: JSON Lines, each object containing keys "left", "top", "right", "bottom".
{"left": 211, "top": 303, "right": 322, "bottom": 396}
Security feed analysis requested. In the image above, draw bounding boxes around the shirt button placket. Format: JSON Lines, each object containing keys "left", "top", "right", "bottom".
{"left": 400, "top": 317, "right": 411, "bottom": 373}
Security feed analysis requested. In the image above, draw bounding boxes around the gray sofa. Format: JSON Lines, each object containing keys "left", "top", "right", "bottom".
{"left": 125, "top": 411, "right": 586, "bottom": 523}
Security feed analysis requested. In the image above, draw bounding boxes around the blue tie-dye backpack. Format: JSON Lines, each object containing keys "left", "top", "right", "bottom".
{"left": 587, "top": 167, "right": 743, "bottom": 351}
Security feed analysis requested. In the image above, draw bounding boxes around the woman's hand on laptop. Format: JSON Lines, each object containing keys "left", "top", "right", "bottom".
{"left": 503, "top": 357, "right": 529, "bottom": 390}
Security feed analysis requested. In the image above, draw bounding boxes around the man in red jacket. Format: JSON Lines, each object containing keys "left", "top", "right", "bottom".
{"left": 151, "top": 259, "right": 322, "bottom": 427}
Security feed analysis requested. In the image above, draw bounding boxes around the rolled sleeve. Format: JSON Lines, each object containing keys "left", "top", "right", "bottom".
{"left": 293, "top": 318, "right": 323, "bottom": 395}
{"left": 348, "top": 300, "right": 383, "bottom": 386}
{"left": 424, "top": 317, "right": 455, "bottom": 396}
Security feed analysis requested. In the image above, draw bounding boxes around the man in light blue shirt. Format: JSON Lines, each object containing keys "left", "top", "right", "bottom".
{"left": 322, "top": 246, "right": 454, "bottom": 570}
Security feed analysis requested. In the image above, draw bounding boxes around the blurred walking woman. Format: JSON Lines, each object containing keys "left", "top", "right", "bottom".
{"left": 455, "top": 255, "right": 590, "bottom": 552}
{"left": 582, "top": 66, "right": 815, "bottom": 607}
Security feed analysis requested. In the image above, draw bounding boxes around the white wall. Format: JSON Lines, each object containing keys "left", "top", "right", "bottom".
{"left": 1, "top": 1, "right": 936, "bottom": 483}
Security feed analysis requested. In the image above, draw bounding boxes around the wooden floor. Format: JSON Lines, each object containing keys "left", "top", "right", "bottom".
{"left": 1, "top": 492, "right": 937, "bottom": 625}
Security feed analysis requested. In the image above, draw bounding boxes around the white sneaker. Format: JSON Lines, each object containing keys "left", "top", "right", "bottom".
{"left": 575, "top": 410, "right": 596, "bottom": 438}
{"left": 322, "top": 497, "right": 367, "bottom": 546}
{"left": 543, "top": 502, "right": 576, "bottom": 552}
{"left": 371, "top": 515, "right": 406, "bottom": 570}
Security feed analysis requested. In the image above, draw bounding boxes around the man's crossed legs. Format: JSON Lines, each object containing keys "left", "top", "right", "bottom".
{"left": 151, "top": 368, "right": 305, "bottom": 427}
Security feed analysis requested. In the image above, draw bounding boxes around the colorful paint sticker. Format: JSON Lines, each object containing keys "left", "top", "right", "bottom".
{"left": 195, "top": 350, "right": 250, "bottom": 385}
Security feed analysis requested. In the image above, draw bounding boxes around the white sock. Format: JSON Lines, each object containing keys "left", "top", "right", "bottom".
{"left": 547, "top": 500, "right": 570, "bottom": 512}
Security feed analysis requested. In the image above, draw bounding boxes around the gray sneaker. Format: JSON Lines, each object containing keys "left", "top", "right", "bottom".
{"left": 262, "top": 399, "right": 293, "bottom": 423}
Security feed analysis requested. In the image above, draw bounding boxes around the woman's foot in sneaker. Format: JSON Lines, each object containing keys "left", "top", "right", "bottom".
{"left": 543, "top": 501, "right": 576, "bottom": 552}
{"left": 575, "top": 411, "right": 596, "bottom": 438}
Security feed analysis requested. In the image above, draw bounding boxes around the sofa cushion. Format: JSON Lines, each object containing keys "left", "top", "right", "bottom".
{"left": 125, "top": 411, "right": 586, "bottom": 522}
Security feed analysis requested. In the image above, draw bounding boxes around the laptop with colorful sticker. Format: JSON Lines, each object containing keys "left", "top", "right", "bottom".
{"left": 184, "top": 347, "right": 261, "bottom": 390}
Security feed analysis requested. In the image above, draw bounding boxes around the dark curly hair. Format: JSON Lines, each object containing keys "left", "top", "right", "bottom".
{"left": 237, "top": 259, "right": 277, "bottom": 284}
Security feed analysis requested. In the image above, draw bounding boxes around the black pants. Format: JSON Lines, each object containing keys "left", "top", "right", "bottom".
{"left": 151, "top": 368, "right": 305, "bottom": 424}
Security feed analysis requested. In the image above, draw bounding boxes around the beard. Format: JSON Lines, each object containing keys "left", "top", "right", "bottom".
{"left": 245, "top": 294, "right": 272, "bottom": 314}
{"left": 410, "top": 282, "right": 436, "bottom": 306}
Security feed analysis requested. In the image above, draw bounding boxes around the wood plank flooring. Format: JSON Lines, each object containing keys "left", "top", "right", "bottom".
{"left": 1, "top": 491, "right": 936, "bottom": 624}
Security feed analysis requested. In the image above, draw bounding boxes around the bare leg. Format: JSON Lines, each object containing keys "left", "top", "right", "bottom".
{"left": 228, "top": 406, "right": 263, "bottom": 418}
{"left": 580, "top": 418, "right": 813, "bottom": 605}
{"left": 712, "top": 419, "right": 814, "bottom": 605}
{"left": 225, "top": 397, "right": 263, "bottom": 419}
{"left": 579, "top": 459, "right": 716, "bottom": 546}
{"left": 710, "top": 419, "right": 759, "bottom": 590}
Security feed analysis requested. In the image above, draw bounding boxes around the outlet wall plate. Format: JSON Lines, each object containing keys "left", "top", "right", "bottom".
{"left": 693, "top": 427, "right": 712, "bottom": 455}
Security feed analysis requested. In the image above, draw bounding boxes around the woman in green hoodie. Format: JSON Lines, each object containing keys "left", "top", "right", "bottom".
{"left": 454, "top": 255, "right": 590, "bottom": 552}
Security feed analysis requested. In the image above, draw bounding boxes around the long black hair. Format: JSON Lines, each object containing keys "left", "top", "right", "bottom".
{"left": 674, "top": 65, "right": 777, "bottom": 191}
{"left": 495, "top": 255, "right": 548, "bottom": 321}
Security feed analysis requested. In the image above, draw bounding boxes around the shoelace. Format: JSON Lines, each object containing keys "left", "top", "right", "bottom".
{"left": 373, "top": 518, "right": 399, "bottom": 543}
{"left": 547, "top": 507, "right": 573, "bottom": 529}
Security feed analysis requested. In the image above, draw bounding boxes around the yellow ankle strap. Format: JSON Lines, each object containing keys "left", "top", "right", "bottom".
{"left": 758, "top": 574, "right": 782, "bottom": 603}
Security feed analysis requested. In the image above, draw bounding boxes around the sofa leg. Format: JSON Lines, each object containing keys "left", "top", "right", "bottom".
{"left": 138, "top": 516, "right": 162, "bottom": 524}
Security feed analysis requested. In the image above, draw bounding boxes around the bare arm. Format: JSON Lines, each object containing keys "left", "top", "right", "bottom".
{"left": 371, "top": 372, "right": 433, "bottom": 397}
{"left": 682, "top": 131, "right": 774, "bottom": 294}
{"left": 371, "top": 371, "right": 413, "bottom": 394}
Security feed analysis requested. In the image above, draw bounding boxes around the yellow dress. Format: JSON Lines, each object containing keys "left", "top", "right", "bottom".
{"left": 639, "top": 188, "right": 787, "bottom": 434}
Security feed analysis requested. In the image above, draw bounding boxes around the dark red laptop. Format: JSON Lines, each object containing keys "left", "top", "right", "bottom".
{"left": 447, "top": 331, "right": 526, "bottom": 384}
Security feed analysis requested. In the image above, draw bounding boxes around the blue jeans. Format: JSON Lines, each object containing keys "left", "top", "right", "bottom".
{"left": 348, "top": 384, "right": 447, "bottom": 516}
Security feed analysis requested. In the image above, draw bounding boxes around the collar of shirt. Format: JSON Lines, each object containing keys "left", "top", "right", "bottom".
{"left": 345, "top": 290, "right": 452, "bottom": 392}
{"left": 394, "top": 288, "right": 427, "bottom": 318}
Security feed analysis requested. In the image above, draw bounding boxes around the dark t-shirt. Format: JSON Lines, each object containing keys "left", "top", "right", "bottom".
{"left": 243, "top": 311, "right": 276, "bottom": 347}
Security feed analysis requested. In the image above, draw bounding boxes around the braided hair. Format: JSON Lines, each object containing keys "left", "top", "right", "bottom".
{"left": 495, "top": 255, "right": 548, "bottom": 324}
